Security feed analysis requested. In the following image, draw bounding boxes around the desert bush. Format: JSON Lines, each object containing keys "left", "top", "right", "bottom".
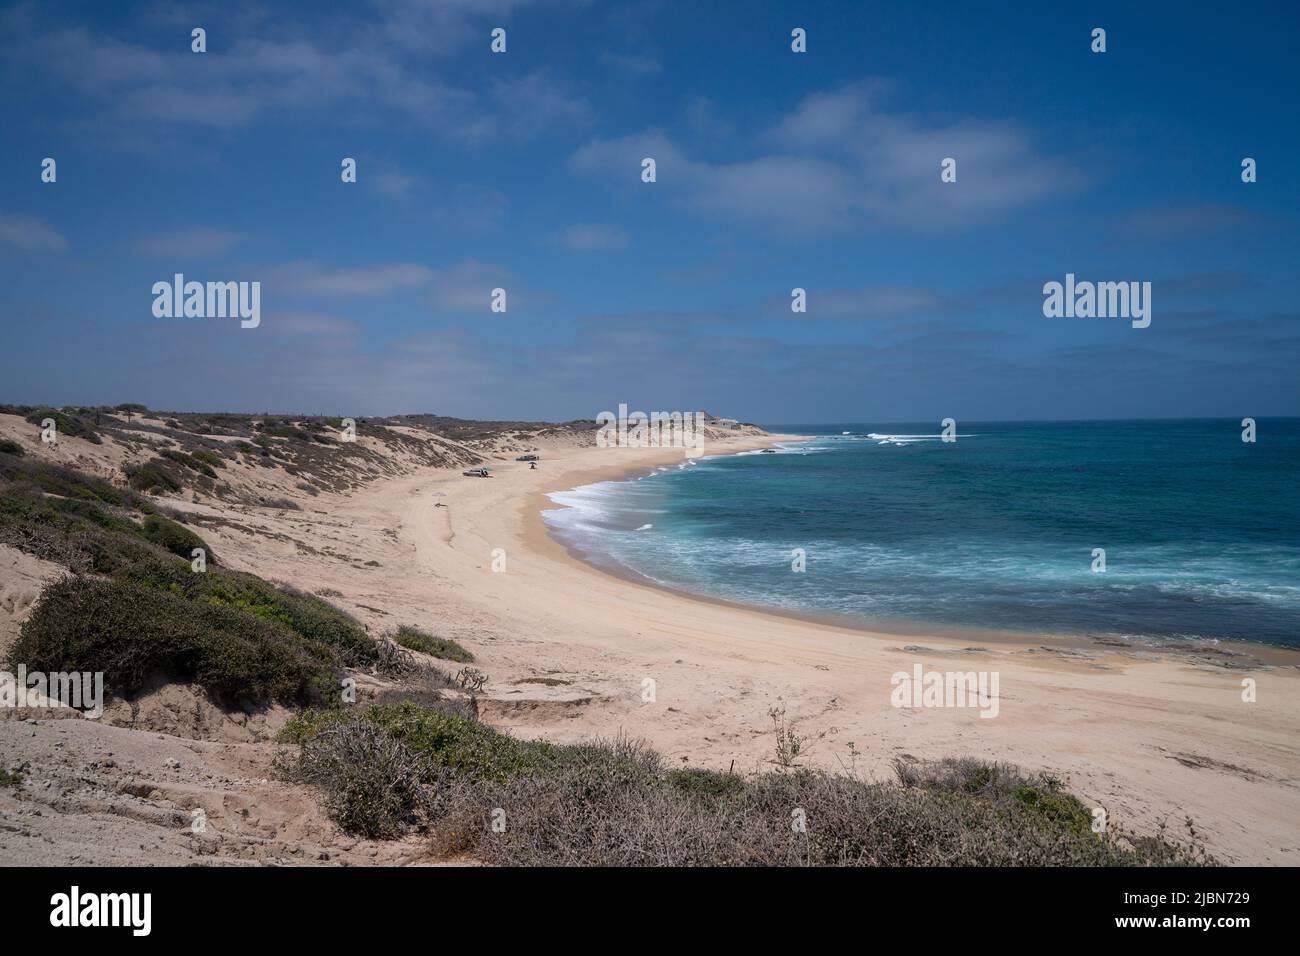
{"left": 278, "top": 718, "right": 434, "bottom": 839}
{"left": 12, "top": 576, "right": 339, "bottom": 706}
{"left": 161, "top": 449, "right": 218, "bottom": 479}
{"left": 285, "top": 702, "right": 556, "bottom": 784}
{"left": 124, "top": 458, "right": 184, "bottom": 493}
{"left": 118, "top": 567, "right": 377, "bottom": 667}
{"left": 24, "top": 410, "right": 101, "bottom": 444}
{"left": 262, "top": 423, "right": 313, "bottom": 442}
{"left": 371, "top": 688, "right": 478, "bottom": 718}
{"left": 391, "top": 626, "right": 474, "bottom": 663}
{"left": 0, "top": 438, "right": 23, "bottom": 456}
{"left": 666, "top": 767, "right": 746, "bottom": 798}
{"left": 454, "top": 667, "right": 488, "bottom": 692}
{"left": 891, "top": 757, "right": 1091, "bottom": 834}
{"left": 373, "top": 638, "right": 418, "bottom": 676}
{"left": 0, "top": 454, "right": 135, "bottom": 507}
{"left": 141, "top": 514, "right": 217, "bottom": 564}
{"left": 281, "top": 702, "right": 1213, "bottom": 866}
{"left": 0, "top": 485, "right": 159, "bottom": 573}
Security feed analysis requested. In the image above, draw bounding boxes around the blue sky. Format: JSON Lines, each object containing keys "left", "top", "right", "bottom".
{"left": 1, "top": 0, "right": 1297, "bottom": 423}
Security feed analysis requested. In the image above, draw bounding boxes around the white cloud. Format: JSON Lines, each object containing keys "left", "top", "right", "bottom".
{"left": 373, "top": 168, "right": 417, "bottom": 197}
{"left": 555, "top": 222, "right": 630, "bottom": 250}
{"left": 776, "top": 286, "right": 950, "bottom": 319}
{"left": 428, "top": 260, "right": 512, "bottom": 312}
{"left": 135, "top": 227, "right": 247, "bottom": 258}
{"left": 601, "top": 51, "right": 661, "bottom": 75}
{"left": 1, "top": 1, "right": 585, "bottom": 140}
{"left": 488, "top": 70, "right": 590, "bottom": 141}
{"left": 261, "top": 311, "right": 360, "bottom": 337}
{"left": 0, "top": 212, "right": 68, "bottom": 252}
{"left": 270, "top": 260, "right": 434, "bottom": 297}
{"left": 572, "top": 85, "right": 1082, "bottom": 233}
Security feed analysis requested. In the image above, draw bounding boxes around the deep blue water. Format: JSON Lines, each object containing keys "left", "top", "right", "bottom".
{"left": 543, "top": 420, "right": 1300, "bottom": 648}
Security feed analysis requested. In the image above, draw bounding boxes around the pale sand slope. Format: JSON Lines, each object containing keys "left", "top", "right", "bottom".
{"left": 362, "top": 434, "right": 1299, "bottom": 865}
{"left": 3, "top": 430, "right": 1298, "bottom": 864}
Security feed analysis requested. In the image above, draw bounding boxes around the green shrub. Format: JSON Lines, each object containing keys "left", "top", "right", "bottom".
{"left": 200, "top": 575, "right": 374, "bottom": 664}
{"left": 284, "top": 702, "right": 551, "bottom": 783}
{"left": 12, "top": 576, "right": 339, "bottom": 706}
{"left": 0, "top": 484, "right": 159, "bottom": 573}
{"left": 0, "top": 455, "right": 133, "bottom": 507}
{"left": 124, "top": 458, "right": 184, "bottom": 493}
{"left": 0, "top": 438, "right": 23, "bottom": 456}
{"left": 281, "top": 704, "right": 1213, "bottom": 866}
{"left": 391, "top": 626, "right": 474, "bottom": 663}
{"left": 277, "top": 718, "right": 433, "bottom": 839}
{"left": 24, "top": 410, "right": 101, "bottom": 444}
{"left": 666, "top": 767, "right": 746, "bottom": 798}
{"left": 1013, "top": 785, "right": 1093, "bottom": 837}
{"left": 161, "top": 449, "right": 217, "bottom": 479}
{"left": 262, "top": 424, "right": 312, "bottom": 441}
{"left": 141, "top": 514, "right": 217, "bottom": 564}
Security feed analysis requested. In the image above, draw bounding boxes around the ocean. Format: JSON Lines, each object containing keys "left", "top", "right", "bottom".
{"left": 543, "top": 419, "right": 1300, "bottom": 649}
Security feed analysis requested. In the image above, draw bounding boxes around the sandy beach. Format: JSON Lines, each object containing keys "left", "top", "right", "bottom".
{"left": 318, "top": 432, "right": 1300, "bottom": 865}
{"left": 2, "top": 422, "right": 1298, "bottom": 866}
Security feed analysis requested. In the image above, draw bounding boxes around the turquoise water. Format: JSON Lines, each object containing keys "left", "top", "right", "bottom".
{"left": 543, "top": 420, "right": 1300, "bottom": 648}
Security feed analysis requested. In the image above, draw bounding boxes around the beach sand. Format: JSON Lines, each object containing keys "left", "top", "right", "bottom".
{"left": 3, "top": 425, "right": 1298, "bottom": 865}
{"left": 349, "top": 433, "right": 1300, "bottom": 864}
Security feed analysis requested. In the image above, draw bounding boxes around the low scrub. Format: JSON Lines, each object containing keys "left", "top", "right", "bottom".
{"left": 24, "top": 410, "right": 101, "bottom": 444}
{"left": 124, "top": 458, "right": 184, "bottom": 493}
{"left": 161, "top": 449, "right": 218, "bottom": 479}
{"left": 0, "top": 460, "right": 211, "bottom": 575}
{"left": 13, "top": 576, "right": 340, "bottom": 706}
{"left": 391, "top": 626, "right": 473, "bottom": 663}
{"left": 2, "top": 458, "right": 381, "bottom": 706}
{"left": 118, "top": 562, "right": 377, "bottom": 667}
{"left": 0, "top": 485, "right": 165, "bottom": 573}
{"left": 279, "top": 718, "right": 436, "bottom": 839}
{"left": 280, "top": 702, "right": 1213, "bottom": 866}
{"left": 1, "top": 454, "right": 141, "bottom": 509}
{"left": 141, "top": 514, "right": 217, "bottom": 564}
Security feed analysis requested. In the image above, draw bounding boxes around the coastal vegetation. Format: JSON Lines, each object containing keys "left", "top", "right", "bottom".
{"left": 1, "top": 444, "right": 376, "bottom": 707}
{"left": 279, "top": 701, "right": 1213, "bottom": 866}
{"left": 391, "top": 625, "right": 475, "bottom": 663}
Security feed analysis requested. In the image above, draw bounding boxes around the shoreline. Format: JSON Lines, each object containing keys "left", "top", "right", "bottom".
{"left": 525, "top": 435, "right": 1300, "bottom": 670}
{"left": 4, "top": 420, "right": 1299, "bottom": 865}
